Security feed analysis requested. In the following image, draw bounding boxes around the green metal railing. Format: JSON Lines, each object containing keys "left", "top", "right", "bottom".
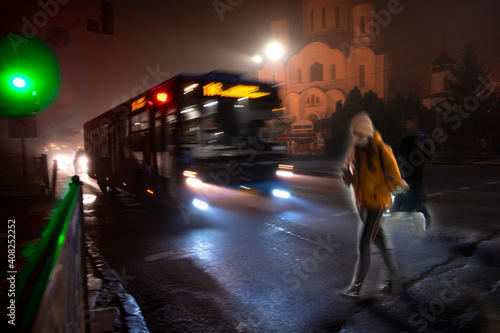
{"left": 16, "top": 175, "right": 89, "bottom": 333}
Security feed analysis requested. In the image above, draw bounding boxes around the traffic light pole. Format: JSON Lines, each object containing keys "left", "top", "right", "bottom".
{"left": 20, "top": 119, "right": 28, "bottom": 186}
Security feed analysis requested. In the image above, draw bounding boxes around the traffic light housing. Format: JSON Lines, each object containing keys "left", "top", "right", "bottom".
{"left": 101, "top": 0, "right": 114, "bottom": 34}
{"left": 87, "top": 1, "right": 114, "bottom": 35}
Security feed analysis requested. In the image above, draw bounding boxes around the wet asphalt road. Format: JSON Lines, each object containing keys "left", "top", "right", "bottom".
{"left": 82, "top": 164, "right": 500, "bottom": 333}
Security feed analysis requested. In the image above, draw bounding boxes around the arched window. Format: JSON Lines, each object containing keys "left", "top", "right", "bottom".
{"left": 310, "top": 62, "right": 323, "bottom": 82}
{"left": 360, "top": 16, "right": 366, "bottom": 34}
{"left": 276, "top": 31, "right": 280, "bottom": 41}
{"left": 322, "top": 7, "right": 326, "bottom": 29}
{"left": 359, "top": 65, "right": 365, "bottom": 87}
{"left": 347, "top": 8, "right": 351, "bottom": 28}
{"left": 335, "top": 6, "right": 340, "bottom": 28}
{"left": 331, "top": 64, "right": 336, "bottom": 80}
{"left": 298, "top": 69, "right": 302, "bottom": 83}
{"left": 310, "top": 11, "right": 314, "bottom": 32}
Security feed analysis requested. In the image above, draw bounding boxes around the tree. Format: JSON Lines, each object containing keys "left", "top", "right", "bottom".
{"left": 327, "top": 87, "right": 433, "bottom": 157}
{"left": 328, "top": 86, "right": 363, "bottom": 157}
{"left": 444, "top": 42, "right": 497, "bottom": 155}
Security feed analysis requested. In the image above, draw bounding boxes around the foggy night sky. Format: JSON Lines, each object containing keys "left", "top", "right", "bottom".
{"left": 1, "top": 0, "right": 499, "bottom": 149}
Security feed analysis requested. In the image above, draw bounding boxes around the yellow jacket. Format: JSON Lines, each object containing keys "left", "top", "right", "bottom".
{"left": 344, "top": 131, "right": 405, "bottom": 211}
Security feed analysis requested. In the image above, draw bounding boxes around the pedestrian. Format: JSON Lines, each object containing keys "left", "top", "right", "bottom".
{"left": 393, "top": 114, "right": 431, "bottom": 232}
{"left": 340, "top": 112, "right": 408, "bottom": 297}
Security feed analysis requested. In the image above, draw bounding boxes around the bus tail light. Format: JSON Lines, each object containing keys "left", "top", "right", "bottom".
{"left": 156, "top": 92, "right": 168, "bottom": 103}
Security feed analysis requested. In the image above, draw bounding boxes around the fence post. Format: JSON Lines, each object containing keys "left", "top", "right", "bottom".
{"left": 50, "top": 159, "right": 57, "bottom": 200}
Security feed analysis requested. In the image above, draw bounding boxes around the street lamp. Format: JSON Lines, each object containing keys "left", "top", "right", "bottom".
{"left": 266, "top": 42, "right": 283, "bottom": 60}
{"left": 253, "top": 55, "right": 263, "bottom": 63}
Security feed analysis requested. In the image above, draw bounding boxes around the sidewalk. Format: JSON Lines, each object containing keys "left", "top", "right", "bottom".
{"left": 4, "top": 169, "right": 149, "bottom": 333}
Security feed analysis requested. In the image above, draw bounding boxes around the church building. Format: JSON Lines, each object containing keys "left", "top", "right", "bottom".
{"left": 258, "top": 0, "right": 388, "bottom": 131}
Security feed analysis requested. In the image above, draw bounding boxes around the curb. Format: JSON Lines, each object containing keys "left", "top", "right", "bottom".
{"left": 85, "top": 234, "right": 150, "bottom": 333}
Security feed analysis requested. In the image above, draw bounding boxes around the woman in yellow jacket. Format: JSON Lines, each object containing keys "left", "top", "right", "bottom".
{"left": 341, "top": 112, "right": 408, "bottom": 297}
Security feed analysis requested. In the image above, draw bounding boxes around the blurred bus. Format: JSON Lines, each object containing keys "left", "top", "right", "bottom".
{"left": 84, "top": 71, "right": 291, "bottom": 210}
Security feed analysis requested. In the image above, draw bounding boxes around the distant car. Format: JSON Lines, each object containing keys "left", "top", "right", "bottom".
{"left": 73, "top": 149, "right": 87, "bottom": 173}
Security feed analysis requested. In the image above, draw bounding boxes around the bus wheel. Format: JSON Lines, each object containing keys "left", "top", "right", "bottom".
{"left": 137, "top": 177, "right": 153, "bottom": 204}
{"left": 97, "top": 181, "right": 108, "bottom": 196}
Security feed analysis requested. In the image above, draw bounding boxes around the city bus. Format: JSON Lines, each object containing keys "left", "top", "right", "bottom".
{"left": 83, "top": 71, "right": 292, "bottom": 210}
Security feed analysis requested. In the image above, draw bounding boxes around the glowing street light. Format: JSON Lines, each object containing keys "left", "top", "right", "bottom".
{"left": 253, "top": 55, "right": 263, "bottom": 63}
{"left": 266, "top": 42, "right": 283, "bottom": 60}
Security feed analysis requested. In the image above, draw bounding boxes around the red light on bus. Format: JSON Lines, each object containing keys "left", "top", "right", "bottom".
{"left": 156, "top": 92, "right": 168, "bottom": 103}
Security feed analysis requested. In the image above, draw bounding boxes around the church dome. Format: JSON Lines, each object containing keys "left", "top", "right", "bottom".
{"left": 431, "top": 50, "right": 457, "bottom": 73}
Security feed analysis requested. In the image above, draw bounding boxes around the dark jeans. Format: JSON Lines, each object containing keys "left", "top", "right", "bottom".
{"left": 353, "top": 209, "right": 399, "bottom": 285}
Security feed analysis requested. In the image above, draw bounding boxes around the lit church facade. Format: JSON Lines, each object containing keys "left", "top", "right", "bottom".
{"left": 258, "top": 0, "right": 388, "bottom": 130}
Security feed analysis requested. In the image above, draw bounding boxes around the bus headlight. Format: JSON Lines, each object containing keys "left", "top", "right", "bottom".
{"left": 79, "top": 156, "right": 88, "bottom": 172}
{"left": 193, "top": 198, "right": 208, "bottom": 210}
{"left": 276, "top": 170, "right": 293, "bottom": 177}
{"left": 186, "top": 177, "right": 203, "bottom": 187}
{"left": 277, "top": 164, "right": 294, "bottom": 177}
{"left": 272, "top": 189, "right": 290, "bottom": 199}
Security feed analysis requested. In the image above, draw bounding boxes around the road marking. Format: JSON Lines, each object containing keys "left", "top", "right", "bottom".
{"left": 428, "top": 192, "right": 444, "bottom": 197}
{"left": 460, "top": 187, "right": 473, "bottom": 190}
{"left": 144, "top": 249, "right": 191, "bottom": 262}
{"left": 331, "top": 210, "right": 354, "bottom": 217}
{"left": 265, "top": 223, "right": 319, "bottom": 246}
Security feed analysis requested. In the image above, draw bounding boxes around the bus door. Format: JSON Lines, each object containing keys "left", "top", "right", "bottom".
{"left": 155, "top": 107, "right": 178, "bottom": 198}
{"left": 130, "top": 109, "right": 152, "bottom": 183}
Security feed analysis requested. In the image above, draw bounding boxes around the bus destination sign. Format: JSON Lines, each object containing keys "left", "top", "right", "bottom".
{"left": 203, "top": 82, "right": 271, "bottom": 99}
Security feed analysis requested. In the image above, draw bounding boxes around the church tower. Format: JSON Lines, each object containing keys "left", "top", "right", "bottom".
{"left": 422, "top": 50, "right": 457, "bottom": 111}
{"left": 302, "top": 0, "right": 352, "bottom": 48}
{"left": 430, "top": 50, "right": 457, "bottom": 95}
{"left": 351, "top": 1, "right": 377, "bottom": 48}
{"left": 270, "top": 19, "right": 290, "bottom": 55}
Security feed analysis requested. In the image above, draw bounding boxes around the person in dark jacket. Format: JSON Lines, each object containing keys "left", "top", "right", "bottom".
{"left": 393, "top": 115, "right": 432, "bottom": 232}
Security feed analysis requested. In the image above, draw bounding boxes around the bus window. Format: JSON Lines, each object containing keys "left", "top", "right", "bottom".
{"left": 131, "top": 111, "right": 150, "bottom": 132}
{"left": 100, "top": 123, "right": 109, "bottom": 158}
{"left": 155, "top": 112, "right": 166, "bottom": 152}
{"left": 181, "top": 120, "right": 200, "bottom": 144}
{"left": 202, "top": 116, "right": 226, "bottom": 145}
{"left": 121, "top": 117, "right": 129, "bottom": 138}
{"left": 131, "top": 131, "right": 148, "bottom": 151}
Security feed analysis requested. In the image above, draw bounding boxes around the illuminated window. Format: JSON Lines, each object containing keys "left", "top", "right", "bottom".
{"left": 298, "top": 69, "right": 302, "bottom": 83}
{"left": 359, "top": 65, "right": 365, "bottom": 87}
{"left": 360, "top": 16, "right": 366, "bottom": 34}
{"left": 331, "top": 64, "right": 336, "bottom": 80}
{"left": 321, "top": 7, "right": 326, "bottom": 29}
{"left": 347, "top": 8, "right": 351, "bottom": 28}
{"left": 335, "top": 6, "right": 340, "bottom": 28}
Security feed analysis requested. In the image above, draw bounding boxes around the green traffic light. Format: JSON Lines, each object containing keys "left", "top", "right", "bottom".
{"left": 0, "top": 36, "right": 60, "bottom": 118}
{"left": 13, "top": 77, "right": 26, "bottom": 88}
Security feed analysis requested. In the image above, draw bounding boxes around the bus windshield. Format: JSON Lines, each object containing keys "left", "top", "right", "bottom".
{"left": 180, "top": 96, "right": 279, "bottom": 149}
